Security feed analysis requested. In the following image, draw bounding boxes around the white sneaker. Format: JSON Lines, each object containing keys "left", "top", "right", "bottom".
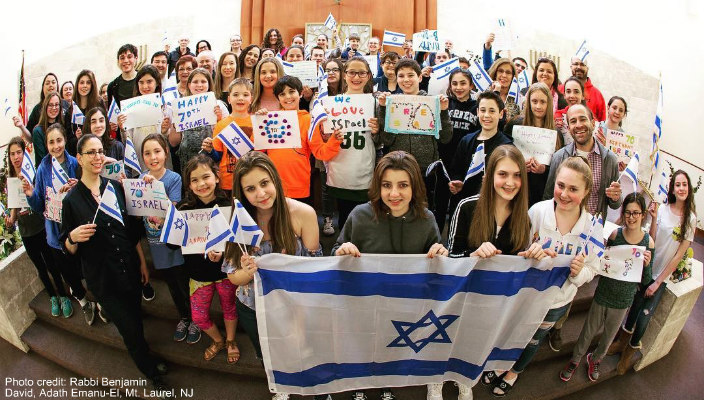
{"left": 271, "top": 393, "right": 289, "bottom": 400}
{"left": 427, "top": 383, "right": 443, "bottom": 400}
{"left": 456, "top": 382, "right": 472, "bottom": 400}
{"left": 323, "top": 217, "right": 335, "bottom": 236}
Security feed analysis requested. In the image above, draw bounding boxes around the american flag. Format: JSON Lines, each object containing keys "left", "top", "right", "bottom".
{"left": 18, "top": 51, "right": 27, "bottom": 125}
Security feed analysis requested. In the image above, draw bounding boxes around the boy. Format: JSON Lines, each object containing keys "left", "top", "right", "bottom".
{"left": 341, "top": 33, "right": 361, "bottom": 60}
{"left": 310, "top": 46, "right": 326, "bottom": 67}
{"left": 107, "top": 44, "right": 138, "bottom": 109}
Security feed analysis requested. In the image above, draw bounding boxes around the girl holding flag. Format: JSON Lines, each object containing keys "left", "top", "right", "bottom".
{"left": 67, "top": 70, "right": 104, "bottom": 146}
{"left": 21, "top": 123, "right": 95, "bottom": 325}
{"left": 59, "top": 134, "right": 170, "bottom": 391}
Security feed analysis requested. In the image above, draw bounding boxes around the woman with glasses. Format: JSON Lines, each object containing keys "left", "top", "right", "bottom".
{"left": 230, "top": 34, "right": 243, "bottom": 57}
{"left": 175, "top": 55, "right": 198, "bottom": 97}
{"left": 31, "top": 92, "right": 68, "bottom": 164}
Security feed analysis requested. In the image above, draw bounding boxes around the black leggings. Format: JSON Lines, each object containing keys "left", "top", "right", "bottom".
{"left": 49, "top": 247, "right": 87, "bottom": 301}
{"left": 23, "top": 231, "right": 66, "bottom": 297}
{"left": 162, "top": 264, "right": 191, "bottom": 320}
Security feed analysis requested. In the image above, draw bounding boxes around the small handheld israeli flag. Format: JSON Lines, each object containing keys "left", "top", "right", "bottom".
{"left": 324, "top": 13, "right": 337, "bottom": 30}
{"left": 655, "top": 170, "right": 669, "bottom": 204}
{"left": 107, "top": 98, "right": 121, "bottom": 125}
{"left": 204, "top": 205, "right": 234, "bottom": 256}
{"left": 71, "top": 102, "right": 85, "bottom": 125}
{"left": 468, "top": 60, "right": 493, "bottom": 92}
{"left": 308, "top": 100, "right": 328, "bottom": 141}
{"left": 580, "top": 215, "right": 605, "bottom": 257}
{"left": 51, "top": 157, "right": 69, "bottom": 192}
{"left": 464, "top": 143, "right": 485, "bottom": 182}
{"left": 508, "top": 78, "right": 519, "bottom": 100}
{"left": 216, "top": 122, "right": 255, "bottom": 158}
{"left": 231, "top": 198, "right": 263, "bottom": 248}
{"left": 650, "top": 83, "right": 663, "bottom": 174}
{"left": 21, "top": 150, "right": 36, "bottom": 183}
{"left": 432, "top": 57, "right": 460, "bottom": 81}
{"left": 575, "top": 40, "right": 590, "bottom": 62}
{"left": 96, "top": 182, "right": 124, "bottom": 225}
{"left": 516, "top": 69, "right": 531, "bottom": 93}
{"left": 621, "top": 152, "right": 640, "bottom": 194}
{"left": 124, "top": 137, "right": 142, "bottom": 175}
{"left": 383, "top": 30, "right": 406, "bottom": 47}
{"left": 162, "top": 80, "right": 179, "bottom": 107}
{"left": 160, "top": 203, "right": 189, "bottom": 246}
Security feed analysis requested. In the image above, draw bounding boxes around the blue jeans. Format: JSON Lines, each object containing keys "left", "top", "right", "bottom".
{"left": 624, "top": 281, "right": 667, "bottom": 346}
{"left": 511, "top": 302, "right": 571, "bottom": 373}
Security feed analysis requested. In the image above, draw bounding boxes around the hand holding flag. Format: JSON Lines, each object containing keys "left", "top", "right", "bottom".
{"left": 324, "top": 13, "right": 337, "bottom": 30}
{"left": 216, "top": 122, "right": 255, "bottom": 158}
{"left": 71, "top": 102, "right": 85, "bottom": 125}
{"left": 231, "top": 198, "right": 263, "bottom": 249}
{"left": 620, "top": 152, "right": 640, "bottom": 195}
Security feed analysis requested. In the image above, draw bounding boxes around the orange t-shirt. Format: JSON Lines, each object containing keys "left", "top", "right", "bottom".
{"left": 212, "top": 115, "right": 253, "bottom": 190}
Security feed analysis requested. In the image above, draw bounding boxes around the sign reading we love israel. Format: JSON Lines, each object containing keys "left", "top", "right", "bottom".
{"left": 321, "top": 94, "right": 375, "bottom": 134}
{"left": 385, "top": 95, "right": 441, "bottom": 138}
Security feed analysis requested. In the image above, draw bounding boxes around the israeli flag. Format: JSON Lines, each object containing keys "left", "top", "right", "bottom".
{"left": 650, "top": 83, "right": 663, "bottom": 173}
{"left": 96, "top": 182, "right": 124, "bottom": 225}
{"left": 324, "top": 13, "right": 337, "bottom": 30}
{"left": 464, "top": 143, "right": 485, "bottom": 182}
{"left": 216, "top": 122, "right": 254, "bottom": 159}
{"left": 107, "top": 98, "right": 121, "bottom": 125}
{"left": 254, "top": 253, "right": 571, "bottom": 394}
{"left": 204, "top": 205, "right": 234, "bottom": 255}
{"left": 655, "top": 171, "right": 669, "bottom": 204}
{"left": 124, "top": 137, "right": 142, "bottom": 175}
{"left": 432, "top": 57, "right": 460, "bottom": 81}
{"left": 71, "top": 102, "right": 85, "bottom": 125}
{"left": 160, "top": 202, "right": 189, "bottom": 246}
{"left": 579, "top": 215, "right": 605, "bottom": 258}
{"left": 21, "top": 150, "right": 36, "bottom": 183}
{"left": 508, "top": 78, "right": 519, "bottom": 100}
{"left": 467, "top": 60, "right": 493, "bottom": 92}
{"left": 308, "top": 93, "right": 329, "bottom": 141}
{"left": 383, "top": 30, "right": 406, "bottom": 47}
{"left": 169, "top": 69, "right": 176, "bottom": 80}
{"left": 51, "top": 157, "right": 69, "bottom": 192}
{"left": 162, "top": 79, "right": 179, "bottom": 107}
{"left": 516, "top": 69, "right": 531, "bottom": 93}
{"left": 317, "top": 66, "right": 328, "bottom": 94}
{"left": 621, "top": 152, "right": 640, "bottom": 195}
{"left": 231, "top": 198, "right": 263, "bottom": 248}
{"left": 575, "top": 40, "right": 590, "bottom": 62}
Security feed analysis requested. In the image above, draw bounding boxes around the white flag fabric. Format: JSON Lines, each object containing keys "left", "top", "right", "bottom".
{"left": 650, "top": 83, "right": 663, "bottom": 174}
{"left": 508, "top": 78, "right": 519, "bottom": 100}
{"left": 599, "top": 245, "right": 645, "bottom": 283}
{"left": 579, "top": 215, "right": 605, "bottom": 258}
{"left": 124, "top": 137, "right": 141, "bottom": 174}
{"left": 467, "top": 60, "right": 493, "bottom": 92}
{"left": 51, "top": 157, "right": 69, "bottom": 192}
{"left": 383, "top": 30, "right": 406, "bottom": 47}
{"left": 655, "top": 170, "right": 669, "bottom": 204}
{"left": 621, "top": 152, "right": 639, "bottom": 195}
{"left": 71, "top": 102, "right": 85, "bottom": 125}
{"left": 324, "top": 13, "right": 337, "bottom": 30}
{"left": 21, "top": 150, "right": 36, "bottom": 183}
{"left": 308, "top": 91, "right": 329, "bottom": 141}
{"left": 216, "top": 121, "right": 255, "bottom": 158}
{"left": 204, "top": 205, "right": 234, "bottom": 255}
{"left": 162, "top": 79, "right": 179, "bottom": 107}
{"left": 107, "top": 98, "right": 121, "bottom": 125}
{"left": 464, "top": 143, "right": 485, "bottom": 182}
{"left": 254, "top": 253, "right": 572, "bottom": 394}
{"left": 97, "top": 182, "right": 124, "bottom": 225}
{"left": 160, "top": 202, "right": 189, "bottom": 246}
{"left": 575, "top": 39, "right": 590, "bottom": 62}
{"left": 516, "top": 69, "right": 530, "bottom": 93}
{"left": 231, "top": 198, "right": 264, "bottom": 248}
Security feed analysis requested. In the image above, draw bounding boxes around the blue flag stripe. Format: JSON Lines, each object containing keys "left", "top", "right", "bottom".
{"left": 259, "top": 266, "right": 570, "bottom": 299}
{"left": 206, "top": 230, "right": 233, "bottom": 249}
{"left": 162, "top": 205, "right": 175, "bottom": 242}
{"left": 100, "top": 203, "right": 123, "bottom": 222}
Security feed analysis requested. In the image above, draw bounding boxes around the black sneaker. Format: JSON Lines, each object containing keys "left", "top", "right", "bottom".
{"left": 186, "top": 321, "right": 202, "bottom": 344}
{"left": 142, "top": 282, "right": 156, "bottom": 301}
{"left": 81, "top": 301, "right": 96, "bottom": 326}
{"left": 174, "top": 319, "right": 189, "bottom": 342}
{"left": 380, "top": 389, "right": 395, "bottom": 400}
{"left": 549, "top": 328, "right": 562, "bottom": 352}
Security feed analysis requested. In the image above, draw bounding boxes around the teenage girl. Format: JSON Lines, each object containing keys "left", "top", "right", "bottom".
{"left": 595, "top": 96, "right": 628, "bottom": 146}
{"left": 249, "top": 57, "right": 284, "bottom": 113}
{"left": 83, "top": 107, "right": 124, "bottom": 161}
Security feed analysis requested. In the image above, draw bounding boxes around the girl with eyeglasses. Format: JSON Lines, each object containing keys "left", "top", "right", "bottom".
{"left": 324, "top": 58, "right": 344, "bottom": 96}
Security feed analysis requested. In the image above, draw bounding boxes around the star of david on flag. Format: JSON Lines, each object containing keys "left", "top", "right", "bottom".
{"left": 383, "top": 30, "right": 406, "bottom": 47}
{"left": 575, "top": 39, "right": 590, "bottom": 62}
{"left": 21, "top": 149, "right": 36, "bottom": 183}
{"left": 160, "top": 202, "right": 189, "bottom": 246}
{"left": 96, "top": 182, "right": 124, "bottom": 225}
{"left": 464, "top": 143, "right": 485, "bottom": 182}
{"left": 387, "top": 310, "right": 458, "bottom": 353}
{"left": 51, "top": 157, "right": 69, "bottom": 192}
{"left": 467, "top": 60, "right": 492, "bottom": 92}
{"left": 124, "top": 137, "right": 141, "bottom": 175}
{"left": 216, "top": 122, "right": 254, "bottom": 158}
{"left": 71, "top": 102, "right": 85, "bottom": 125}
{"left": 107, "top": 98, "right": 121, "bottom": 125}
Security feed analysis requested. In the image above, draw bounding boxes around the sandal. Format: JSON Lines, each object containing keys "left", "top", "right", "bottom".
{"left": 481, "top": 371, "right": 498, "bottom": 385}
{"left": 492, "top": 372, "right": 518, "bottom": 397}
{"left": 204, "top": 340, "right": 225, "bottom": 361}
{"left": 226, "top": 340, "right": 240, "bottom": 364}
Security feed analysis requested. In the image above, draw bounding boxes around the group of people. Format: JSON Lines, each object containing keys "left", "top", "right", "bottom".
{"left": 6, "top": 24, "right": 695, "bottom": 400}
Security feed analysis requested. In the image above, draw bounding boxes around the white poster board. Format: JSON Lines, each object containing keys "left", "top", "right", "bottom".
{"left": 605, "top": 129, "right": 639, "bottom": 164}
{"left": 7, "top": 178, "right": 29, "bottom": 209}
{"left": 101, "top": 161, "right": 124, "bottom": 181}
{"left": 385, "top": 95, "right": 441, "bottom": 137}
{"left": 174, "top": 92, "right": 218, "bottom": 132}
{"left": 321, "top": 94, "right": 375, "bottom": 133}
{"left": 120, "top": 93, "right": 163, "bottom": 130}
{"left": 123, "top": 179, "right": 170, "bottom": 217}
{"left": 181, "top": 206, "right": 232, "bottom": 254}
{"left": 282, "top": 61, "right": 319, "bottom": 88}
{"left": 511, "top": 126, "right": 558, "bottom": 165}
{"left": 600, "top": 245, "right": 645, "bottom": 283}
{"left": 252, "top": 111, "right": 302, "bottom": 150}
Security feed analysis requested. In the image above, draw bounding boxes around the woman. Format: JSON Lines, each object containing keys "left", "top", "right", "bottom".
{"left": 261, "top": 28, "right": 285, "bottom": 57}
{"left": 527, "top": 58, "right": 567, "bottom": 112}
{"left": 60, "top": 134, "right": 168, "bottom": 391}
{"left": 31, "top": 92, "right": 67, "bottom": 164}
{"left": 214, "top": 52, "right": 239, "bottom": 109}
{"left": 230, "top": 34, "right": 243, "bottom": 56}
{"left": 487, "top": 58, "right": 518, "bottom": 121}
{"left": 60, "top": 81, "right": 74, "bottom": 102}
{"left": 175, "top": 55, "right": 198, "bottom": 97}
{"left": 261, "top": 48, "right": 276, "bottom": 59}
{"left": 23, "top": 73, "right": 61, "bottom": 134}
{"left": 290, "top": 34, "right": 305, "bottom": 48}
{"left": 596, "top": 96, "right": 628, "bottom": 145}
{"left": 554, "top": 77, "right": 585, "bottom": 147}
{"left": 195, "top": 39, "right": 211, "bottom": 56}
{"left": 503, "top": 82, "right": 557, "bottom": 206}
{"left": 99, "top": 83, "right": 109, "bottom": 104}
{"left": 238, "top": 44, "right": 261, "bottom": 82}
{"left": 249, "top": 57, "right": 284, "bottom": 112}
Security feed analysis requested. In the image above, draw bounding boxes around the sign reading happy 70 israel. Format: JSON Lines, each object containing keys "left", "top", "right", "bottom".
{"left": 174, "top": 92, "right": 217, "bottom": 132}
{"left": 385, "top": 95, "right": 441, "bottom": 138}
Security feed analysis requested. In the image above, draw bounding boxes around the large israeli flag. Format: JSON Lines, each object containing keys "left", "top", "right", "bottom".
{"left": 254, "top": 253, "right": 571, "bottom": 394}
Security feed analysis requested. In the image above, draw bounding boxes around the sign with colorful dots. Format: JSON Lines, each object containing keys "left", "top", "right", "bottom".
{"left": 385, "top": 95, "right": 441, "bottom": 138}
{"left": 252, "top": 110, "right": 302, "bottom": 150}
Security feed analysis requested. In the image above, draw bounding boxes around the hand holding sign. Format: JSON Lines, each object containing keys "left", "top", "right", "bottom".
{"left": 175, "top": 92, "right": 217, "bottom": 132}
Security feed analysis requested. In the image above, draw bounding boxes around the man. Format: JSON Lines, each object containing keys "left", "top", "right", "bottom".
{"left": 197, "top": 50, "right": 216, "bottom": 78}
{"left": 341, "top": 33, "right": 361, "bottom": 60}
{"left": 168, "top": 36, "right": 195, "bottom": 76}
{"left": 310, "top": 46, "right": 326, "bottom": 67}
{"left": 107, "top": 44, "right": 138, "bottom": 109}
{"left": 151, "top": 51, "right": 170, "bottom": 83}
{"left": 559, "top": 58, "right": 606, "bottom": 121}
{"left": 402, "top": 39, "right": 415, "bottom": 59}
{"left": 513, "top": 57, "right": 528, "bottom": 74}
{"left": 367, "top": 36, "right": 381, "bottom": 55}
{"left": 542, "top": 104, "right": 622, "bottom": 351}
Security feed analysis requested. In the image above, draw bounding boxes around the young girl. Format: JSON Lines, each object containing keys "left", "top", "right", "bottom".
{"left": 238, "top": 45, "right": 261, "bottom": 82}
{"left": 214, "top": 52, "right": 238, "bottom": 110}
{"left": 596, "top": 96, "right": 628, "bottom": 145}
{"left": 31, "top": 92, "right": 66, "bottom": 164}
{"left": 489, "top": 156, "right": 600, "bottom": 396}
{"left": 22, "top": 72, "right": 60, "bottom": 134}
{"left": 83, "top": 107, "right": 124, "bottom": 160}
{"left": 223, "top": 151, "right": 322, "bottom": 400}
{"left": 205, "top": 78, "right": 254, "bottom": 191}
{"left": 22, "top": 123, "right": 95, "bottom": 324}
{"left": 503, "top": 82, "right": 557, "bottom": 206}
{"left": 324, "top": 58, "right": 345, "bottom": 96}
{"left": 323, "top": 57, "right": 380, "bottom": 231}
{"left": 140, "top": 133, "right": 200, "bottom": 344}
{"left": 5, "top": 137, "right": 66, "bottom": 317}
{"left": 61, "top": 81, "right": 74, "bottom": 102}
{"left": 561, "top": 192, "right": 654, "bottom": 382}
{"left": 249, "top": 57, "right": 284, "bottom": 112}
{"left": 178, "top": 155, "right": 239, "bottom": 363}
{"left": 333, "top": 151, "right": 448, "bottom": 400}
{"left": 609, "top": 170, "right": 697, "bottom": 374}
{"left": 168, "top": 68, "right": 228, "bottom": 174}
{"left": 554, "top": 77, "right": 585, "bottom": 147}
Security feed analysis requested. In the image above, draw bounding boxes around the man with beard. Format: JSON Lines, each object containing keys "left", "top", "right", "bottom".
{"left": 560, "top": 57, "right": 606, "bottom": 121}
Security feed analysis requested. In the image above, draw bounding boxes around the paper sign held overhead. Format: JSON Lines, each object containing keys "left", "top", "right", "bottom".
{"left": 511, "top": 126, "right": 558, "bottom": 165}
{"left": 120, "top": 93, "right": 163, "bottom": 130}
{"left": 385, "top": 95, "right": 441, "bottom": 138}
{"left": 174, "top": 92, "right": 217, "bottom": 132}
{"left": 252, "top": 111, "right": 302, "bottom": 150}
{"left": 412, "top": 30, "right": 442, "bottom": 52}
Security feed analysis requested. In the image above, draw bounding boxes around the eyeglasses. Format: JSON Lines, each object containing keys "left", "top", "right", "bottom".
{"left": 345, "top": 71, "right": 369, "bottom": 78}
{"left": 624, "top": 211, "right": 643, "bottom": 218}
{"left": 47, "top": 103, "right": 61, "bottom": 109}
{"left": 382, "top": 61, "right": 397, "bottom": 66}
{"left": 178, "top": 67, "right": 193, "bottom": 73}
{"left": 81, "top": 149, "right": 105, "bottom": 158}
{"left": 324, "top": 68, "right": 340, "bottom": 74}
{"left": 571, "top": 62, "right": 587, "bottom": 67}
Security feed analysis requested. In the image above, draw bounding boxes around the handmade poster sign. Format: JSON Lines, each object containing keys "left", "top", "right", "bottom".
{"left": 120, "top": 93, "right": 163, "bottom": 130}
{"left": 282, "top": 61, "right": 319, "bottom": 88}
{"left": 605, "top": 129, "right": 639, "bottom": 164}
{"left": 412, "top": 30, "right": 442, "bottom": 52}
{"left": 181, "top": 206, "right": 232, "bottom": 254}
{"left": 252, "top": 111, "right": 302, "bottom": 150}
{"left": 385, "top": 95, "right": 441, "bottom": 137}
{"left": 600, "top": 245, "right": 645, "bottom": 283}
{"left": 511, "top": 126, "right": 557, "bottom": 165}
{"left": 44, "top": 188, "right": 65, "bottom": 223}
{"left": 7, "top": 178, "right": 29, "bottom": 209}
{"left": 321, "top": 94, "right": 375, "bottom": 133}
{"left": 101, "top": 161, "right": 124, "bottom": 181}
{"left": 174, "top": 92, "right": 217, "bottom": 132}
{"left": 493, "top": 18, "right": 516, "bottom": 51}
{"left": 123, "top": 179, "right": 170, "bottom": 217}
{"left": 363, "top": 55, "right": 379, "bottom": 78}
